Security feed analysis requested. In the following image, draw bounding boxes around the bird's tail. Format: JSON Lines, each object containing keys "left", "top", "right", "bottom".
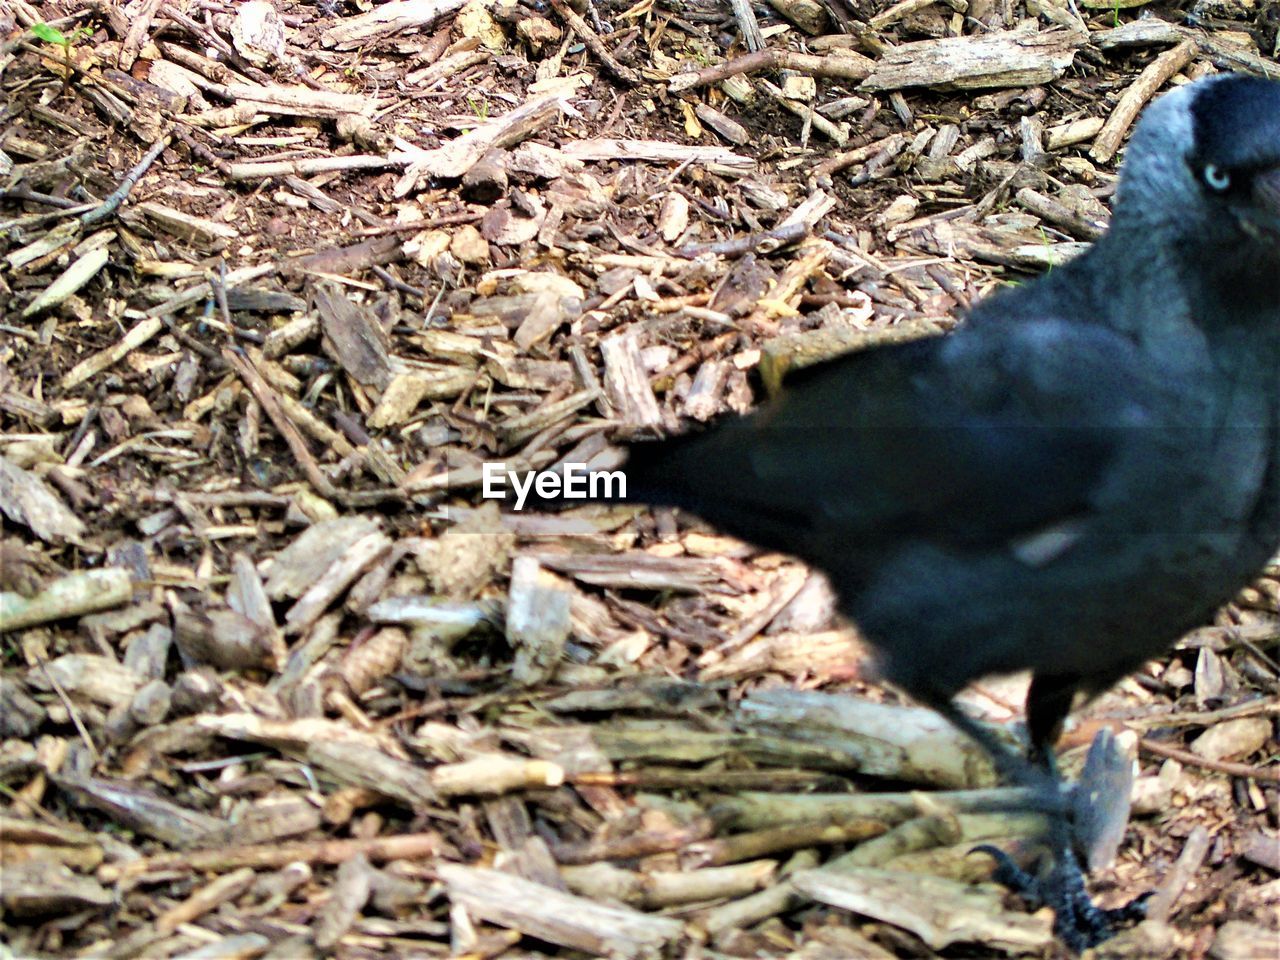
{"left": 615, "top": 432, "right": 704, "bottom": 508}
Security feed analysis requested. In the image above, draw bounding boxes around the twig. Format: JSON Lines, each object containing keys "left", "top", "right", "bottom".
{"left": 0, "top": 202, "right": 98, "bottom": 234}
{"left": 155, "top": 490, "right": 291, "bottom": 509}
{"left": 227, "top": 154, "right": 401, "bottom": 181}
{"left": 371, "top": 264, "right": 427, "bottom": 301}
{"left": 1090, "top": 40, "right": 1196, "bottom": 164}
{"left": 158, "top": 3, "right": 275, "bottom": 86}
{"left": 551, "top": 817, "right": 718, "bottom": 865}
{"left": 35, "top": 654, "right": 99, "bottom": 762}
{"left": 1139, "top": 736, "right": 1280, "bottom": 783}
{"left": 676, "top": 220, "right": 809, "bottom": 260}
{"left": 680, "top": 818, "right": 887, "bottom": 868}
{"left": 547, "top": 0, "right": 640, "bottom": 87}
{"left": 170, "top": 125, "right": 232, "bottom": 177}
{"left": 0, "top": 185, "right": 81, "bottom": 208}
{"left": 869, "top": 0, "right": 966, "bottom": 30}
{"left": 669, "top": 49, "right": 874, "bottom": 94}
{"left": 757, "top": 79, "right": 848, "bottom": 146}
{"left": 0, "top": 323, "right": 40, "bottom": 341}
{"left": 211, "top": 260, "right": 234, "bottom": 331}
{"left": 570, "top": 767, "right": 843, "bottom": 791}
{"left": 1144, "top": 825, "right": 1211, "bottom": 923}
{"left": 1125, "top": 696, "right": 1280, "bottom": 731}
{"left": 726, "top": 0, "right": 764, "bottom": 52}
{"left": 101, "top": 832, "right": 441, "bottom": 882}
{"left": 221, "top": 347, "right": 340, "bottom": 500}
{"left": 81, "top": 132, "right": 171, "bottom": 227}
{"left": 811, "top": 133, "right": 907, "bottom": 181}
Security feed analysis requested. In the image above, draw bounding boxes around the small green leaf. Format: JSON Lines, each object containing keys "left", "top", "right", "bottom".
{"left": 32, "top": 22, "right": 69, "bottom": 44}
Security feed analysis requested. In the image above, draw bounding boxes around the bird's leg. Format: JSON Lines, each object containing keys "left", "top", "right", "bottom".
{"left": 1046, "top": 729, "right": 1152, "bottom": 948}
{"left": 925, "top": 697, "right": 1147, "bottom": 950}
{"left": 924, "top": 696, "right": 1064, "bottom": 806}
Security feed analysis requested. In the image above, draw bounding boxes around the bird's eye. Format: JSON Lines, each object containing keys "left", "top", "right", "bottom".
{"left": 1202, "top": 164, "right": 1231, "bottom": 192}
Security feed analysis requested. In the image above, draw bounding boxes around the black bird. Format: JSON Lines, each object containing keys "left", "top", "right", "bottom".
{"left": 618, "top": 73, "right": 1280, "bottom": 946}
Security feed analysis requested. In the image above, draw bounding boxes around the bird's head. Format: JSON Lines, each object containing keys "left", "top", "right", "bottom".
{"left": 1114, "top": 73, "right": 1280, "bottom": 272}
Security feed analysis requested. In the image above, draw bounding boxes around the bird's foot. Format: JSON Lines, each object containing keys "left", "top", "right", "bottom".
{"left": 974, "top": 844, "right": 1149, "bottom": 951}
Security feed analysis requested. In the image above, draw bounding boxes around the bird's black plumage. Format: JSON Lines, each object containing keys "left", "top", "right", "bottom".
{"left": 618, "top": 73, "right": 1280, "bottom": 945}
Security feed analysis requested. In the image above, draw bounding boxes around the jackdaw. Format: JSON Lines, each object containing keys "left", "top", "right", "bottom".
{"left": 616, "top": 73, "right": 1280, "bottom": 946}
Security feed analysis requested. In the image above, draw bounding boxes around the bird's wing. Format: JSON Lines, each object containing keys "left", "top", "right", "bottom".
{"left": 622, "top": 317, "right": 1167, "bottom": 561}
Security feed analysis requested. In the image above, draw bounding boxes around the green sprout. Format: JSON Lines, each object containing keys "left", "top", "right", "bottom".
{"left": 31, "top": 22, "right": 91, "bottom": 96}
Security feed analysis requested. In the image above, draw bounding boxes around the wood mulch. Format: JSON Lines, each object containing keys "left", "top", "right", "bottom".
{"left": 1, "top": 0, "right": 1277, "bottom": 956}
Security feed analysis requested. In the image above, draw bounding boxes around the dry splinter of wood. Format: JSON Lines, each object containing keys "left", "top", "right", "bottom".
{"left": 561, "top": 859, "right": 777, "bottom": 908}
{"left": 676, "top": 220, "right": 810, "bottom": 260}
{"left": 440, "top": 864, "right": 683, "bottom": 959}
{"left": 227, "top": 155, "right": 400, "bottom": 181}
{"left": 758, "top": 78, "right": 849, "bottom": 146}
{"left": 669, "top": 49, "right": 875, "bottom": 94}
{"left": 680, "top": 817, "right": 889, "bottom": 868}
{"left": 1, "top": 569, "right": 132, "bottom": 633}
{"left": 1090, "top": 40, "right": 1197, "bottom": 164}
{"left": 99, "top": 833, "right": 441, "bottom": 883}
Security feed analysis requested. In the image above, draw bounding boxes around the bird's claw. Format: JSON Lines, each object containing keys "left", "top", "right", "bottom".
{"left": 971, "top": 844, "right": 1149, "bottom": 952}
{"left": 971, "top": 843, "right": 1041, "bottom": 898}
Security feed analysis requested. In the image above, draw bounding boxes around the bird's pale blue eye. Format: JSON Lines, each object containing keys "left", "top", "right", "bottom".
{"left": 1203, "top": 164, "right": 1231, "bottom": 192}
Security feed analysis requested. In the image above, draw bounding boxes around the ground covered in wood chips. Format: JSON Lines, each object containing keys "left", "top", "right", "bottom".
{"left": 1, "top": 0, "right": 1278, "bottom": 957}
